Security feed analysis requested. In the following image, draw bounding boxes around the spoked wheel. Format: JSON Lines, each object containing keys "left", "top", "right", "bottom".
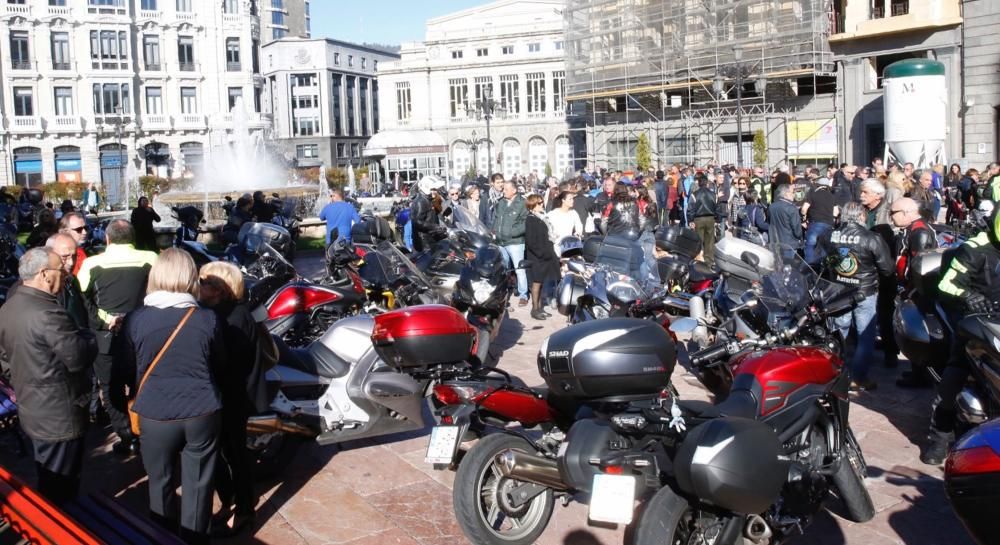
{"left": 453, "top": 433, "right": 554, "bottom": 545}
{"left": 633, "top": 485, "right": 730, "bottom": 545}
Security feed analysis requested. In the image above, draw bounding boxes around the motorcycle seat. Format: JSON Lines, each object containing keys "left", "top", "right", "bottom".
{"left": 278, "top": 339, "right": 349, "bottom": 379}
{"left": 688, "top": 262, "right": 719, "bottom": 282}
{"left": 677, "top": 390, "right": 758, "bottom": 420}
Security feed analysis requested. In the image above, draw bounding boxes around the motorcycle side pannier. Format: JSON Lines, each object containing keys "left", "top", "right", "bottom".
{"left": 656, "top": 225, "right": 702, "bottom": 260}
{"left": 538, "top": 318, "right": 676, "bottom": 402}
{"left": 674, "top": 417, "right": 787, "bottom": 514}
{"left": 556, "top": 273, "right": 587, "bottom": 316}
{"left": 371, "top": 305, "right": 477, "bottom": 368}
{"left": 351, "top": 216, "right": 393, "bottom": 244}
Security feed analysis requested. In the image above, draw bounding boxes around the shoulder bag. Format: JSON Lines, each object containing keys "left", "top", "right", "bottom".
{"left": 128, "top": 307, "right": 195, "bottom": 436}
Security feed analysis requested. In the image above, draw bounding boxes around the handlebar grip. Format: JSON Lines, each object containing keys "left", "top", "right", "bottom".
{"left": 690, "top": 344, "right": 729, "bottom": 366}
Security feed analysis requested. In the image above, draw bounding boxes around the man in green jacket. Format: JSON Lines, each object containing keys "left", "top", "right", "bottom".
{"left": 494, "top": 180, "right": 529, "bottom": 306}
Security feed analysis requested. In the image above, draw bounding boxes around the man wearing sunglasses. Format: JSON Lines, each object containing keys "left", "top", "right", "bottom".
{"left": 58, "top": 212, "right": 89, "bottom": 276}
{"left": 0, "top": 247, "right": 96, "bottom": 504}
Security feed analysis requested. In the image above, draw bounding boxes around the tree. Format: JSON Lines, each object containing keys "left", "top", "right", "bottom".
{"left": 752, "top": 129, "right": 767, "bottom": 167}
{"left": 544, "top": 162, "right": 553, "bottom": 178}
{"left": 636, "top": 133, "right": 652, "bottom": 172}
{"left": 325, "top": 167, "right": 346, "bottom": 190}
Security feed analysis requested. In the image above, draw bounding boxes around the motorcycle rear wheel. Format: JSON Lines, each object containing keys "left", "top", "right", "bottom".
{"left": 831, "top": 428, "right": 875, "bottom": 523}
{"left": 453, "top": 433, "right": 554, "bottom": 545}
{"left": 633, "top": 485, "right": 739, "bottom": 545}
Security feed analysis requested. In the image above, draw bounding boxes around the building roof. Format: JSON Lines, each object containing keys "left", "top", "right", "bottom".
{"left": 364, "top": 130, "right": 447, "bottom": 157}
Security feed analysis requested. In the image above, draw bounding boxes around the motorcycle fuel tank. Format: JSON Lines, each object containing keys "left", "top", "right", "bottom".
{"left": 371, "top": 304, "right": 477, "bottom": 368}
{"left": 538, "top": 318, "right": 676, "bottom": 402}
{"left": 732, "top": 347, "right": 842, "bottom": 417}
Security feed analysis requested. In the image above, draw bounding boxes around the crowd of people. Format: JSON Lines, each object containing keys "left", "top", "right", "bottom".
{"left": 0, "top": 215, "right": 265, "bottom": 544}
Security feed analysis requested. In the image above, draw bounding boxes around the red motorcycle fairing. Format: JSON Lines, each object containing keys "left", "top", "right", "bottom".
{"left": 432, "top": 383, "right": 555, "bottom": 427}
{"left": 732, "top": 347, "right": 843, "bottom": 417}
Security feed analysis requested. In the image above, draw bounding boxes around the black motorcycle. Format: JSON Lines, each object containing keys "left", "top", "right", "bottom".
{"left": 356, "top": 239, "right": 442, "bottom": 311}
{"left": 452, "top": 244, "right": 512, "bottom": 365}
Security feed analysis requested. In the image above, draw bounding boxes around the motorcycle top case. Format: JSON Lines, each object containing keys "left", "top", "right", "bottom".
{"left": 655, "top": 225, "right": 702, "bottom": 260}
{"left": 538, "top": 318, "right": 676, "bottom": 402}
{"left": 351, "top": 216, "right": 393, "bottom": 244}
{"left": 714, "top": 236, "right": 774, "bottom": 282}
{"left": 674, "top": 417, "right": 786, "bottom": 514}
{"left": 371, "top": 304, "right": 477, "bottom": 368}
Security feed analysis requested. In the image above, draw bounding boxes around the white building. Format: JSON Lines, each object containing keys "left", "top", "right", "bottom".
{"left": 262, "top": 38, "right": 398, "bottom": 171}
{"left": 0, "top": 0, "right": 269, "bottom": 205}
{"left": 370, "top": 0, "right": 573, "bottom": 184}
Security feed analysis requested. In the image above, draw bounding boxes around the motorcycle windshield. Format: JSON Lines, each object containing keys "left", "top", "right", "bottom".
{"left": 372, "top": 240, "right": 435, "bottom": 292}
{"left": 447, "top": 205, "right": 492, "bottom": 238}
{"left": 757, "top": 246, "right": 848, "bottom": 322}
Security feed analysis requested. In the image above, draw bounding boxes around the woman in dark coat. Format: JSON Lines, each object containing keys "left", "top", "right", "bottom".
{"left": 604, "top": 183, "right": 641, "bottom": 239}
{"left": 130, "top": 196, "right": 161, "bottom": 252}
{"left": 524, "top": 194, "right": 560, "bottom": 321}
{"left": 198, "top": 261, "right": 266, "bottom": 536}
{"left": 116, "top": 248, "right": 226, "bottom": 545}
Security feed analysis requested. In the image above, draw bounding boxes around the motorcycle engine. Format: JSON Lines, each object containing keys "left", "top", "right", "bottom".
{"left": 779, "top": 462, "right": 829, "bottom": 517}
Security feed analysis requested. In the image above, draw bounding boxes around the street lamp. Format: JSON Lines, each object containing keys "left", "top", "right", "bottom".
{"left": 471, "top": 129, "right": 478, "bottom": 176}
{"left": 733, "top": 45, "right": 744, "bottom": 168}
{"left": 466, "top": 86, "right": 504, "bottom": 177}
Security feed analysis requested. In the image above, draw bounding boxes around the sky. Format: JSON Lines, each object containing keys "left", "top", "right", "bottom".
{"left": 310, "top": 0, "right": 488, "bottom": 46}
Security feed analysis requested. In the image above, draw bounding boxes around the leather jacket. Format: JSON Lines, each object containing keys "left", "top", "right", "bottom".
{"left": 821, "top": 221, "right": 894, "bottom": 294}
{"left": 896, "top": 218, "right": 937, "bottom": 282}
{"left": 410, "top": 192, "right": 441, "bottom": 252}
{"left": 606, "top": 200, "right": 642, "bottom": 239}
{"left": 690, "top": 187, "right": 717, "bottom": 218}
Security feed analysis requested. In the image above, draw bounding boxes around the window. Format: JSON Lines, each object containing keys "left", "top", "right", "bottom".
{"left": 347, "top": 55, "right": 353, "bottom": 67}
{"left": 223, "top": 0, "right": 238, "bottom": 13}
{"left": 145, "top": 87, "right": 162, "bottom": 114}
{"left": 336, "top": 143, "right": 346, "bottom": 158}
{"left": 13, "top": 88, "right": 33, "bottom": 116}
{"left": 396, "top": 82, "right": 411, "bottom": 122}
{"left": 501, "top": 45, "right": 513, "bottom": 55}
{"left": 451, "top": 50, "right": 463, "bottom": 59}
{"left": 474, "top": 76, "right": 492, "bottom": 106}
{"left": 143, "top": 35, "right": 160, "bottom": 70}
{"left": 346, "top": 75, "right": 356, "bottom": 135}
{"left": 294, "top": 94, "right": 318, "bottom": 109}
{"left": 89, "top": 30, "right": 128, "bottom": 68}
{"left": 141, "top": 0, "right": 156, "bottom": 9}
{"left": 293, "top": 117, "right": 318, "bottom": 136}
{"left": 225, "top": 38, "right": 241, "bottom": 71}
{"left": 49, "top": 0, "right": 67, "bottom": 5}
{"left": 10, "top": 32, "right": 29, "bottom": 69}
{"left": 226, "top": 87, "right": 243, "bottom": 110}
{"left": 271, "top": 11, "right": 284, "bottom": 25}
{"left": 555, "top": 41, "right": 563, "bottom": 51}
{"left": 180, "top": 87, "right": 197, "bottom": 113}
{"left": 176, "top": 0, "right": 191, "bottom": 11}
{"left": 500, "top": 74, "right": 519, "bottom": 115}
{"left": 272, "top": 28, "right": 287, "bottom": 40}
{"left": 54, "top": 87, "right": 73, "bottom": 116}
{"left": 296, "top": 144, "right": 319, "bottom": 159}
{"left": 51, "top": 32, "right": 71, "bottom": 70}
{"left": 334, "top": 52, "right": 340, "bottom": 65}
{"left": 526, "top": 73, "right": 545, "bottom": 114}
{"left": 373, "top": 60, "right": 378, "bottom": 72}
{"left": 332, "top": 73, "right": 342, "bottom": 136}
{"left": 361, "top": 58, "right": 366, "bottom": 69}
{"left": 290, "top": 73, "right": 316, "bottom": 87}
{"left": 477, "top": 48, "right": 488, "bottom": 57}
{"left": 449, "top": 78, "right": 468, "bottom": 119}
{"left": 528, "top": 43, "right": 540, "bottom": 53}
{"left": 552, "top": 71, "right": 565, "bottom": 114}
{"left": 88, "top": 0, "right": 124, "bottom": 6}
{"left": 178, "top": 36, "right": 194, "bottom": 70}
{"left": 271, "top": 0, "right": 283, "bottom": 7}
{"left": 351, "top": 143, "right": 360, "bottom": 158}
{"left": 92, "top": 83, "right": 130, "bottom": 115}
{"left": 359, "top": 78, "right": 369, "bottom": 136}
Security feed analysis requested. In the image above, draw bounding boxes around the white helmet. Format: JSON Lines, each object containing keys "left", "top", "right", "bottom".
{"left": 978, "top": 200, "right": 994, "bottom": 215}
{"left": 418, "top": 175, "right": 446, "bottom": 195}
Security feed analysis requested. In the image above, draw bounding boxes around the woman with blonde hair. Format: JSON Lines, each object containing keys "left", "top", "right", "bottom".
{"left": 117, "top": 248, "right": 226, "bottom": 545}
{"left": 885, "top": 170, "right": 907, "bottom": 208}
{"left": 198, "top": 261, "right": 266, "bottom": 535}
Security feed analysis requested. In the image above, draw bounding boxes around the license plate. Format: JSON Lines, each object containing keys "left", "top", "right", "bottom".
{"left": 424, "top": 425, "right": 461, "bottom": 465}
{"left": 588, "top": 474, "right": 636, "bottom": 524}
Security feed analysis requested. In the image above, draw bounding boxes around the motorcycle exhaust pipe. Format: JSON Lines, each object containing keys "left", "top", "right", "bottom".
{"left": 246, "top": 415, "right": 316, "bottom": 437}
{"left": 494, "top": 449, "right": 571, "bottom": 491}
{"left": 688, "top": 295, "right": 709, "bottom": 346}
{"left": 744, "top": 514, "right": 772, "bottom": 543}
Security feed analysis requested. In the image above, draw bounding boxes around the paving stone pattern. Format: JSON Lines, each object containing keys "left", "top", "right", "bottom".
{"left": 0, "top": 254, "right": 975, "bottom": 545}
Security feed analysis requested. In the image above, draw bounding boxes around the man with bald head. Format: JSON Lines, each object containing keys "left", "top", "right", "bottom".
{"left": 891, "top": 197, "right": 938, "bottom": 387}
{"left": 45, "top": 233, "right": 87, "bottom": 329}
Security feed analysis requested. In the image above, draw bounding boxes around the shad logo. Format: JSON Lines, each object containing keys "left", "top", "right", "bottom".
{"left": 548, "top": 350, "right": 570, "bottom": 358}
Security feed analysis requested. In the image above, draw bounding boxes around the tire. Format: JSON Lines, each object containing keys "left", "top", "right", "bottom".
{"left": 831, "top": 428, "right": 875, "bottom": 523}
{"left": 453, "top": 433, "right": 555, "bottom": 545}
{"left": 633, "top": 485, "right": 722, "bottom": 545}
{"left": 250, "top": 432, "right": 302, "bottom": 480}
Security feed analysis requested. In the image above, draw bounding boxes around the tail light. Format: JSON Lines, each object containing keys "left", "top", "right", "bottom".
{"left": 348, "top": 271, "right": 365, "bottom": 294}
{"left": 691, "top": 278, "right": 714, "bottom": 293}
{"left": 946, "top": 445, "right": 1000, "bottom": 477}
{"left": 433, "top": 384, "right": 496, "bottom": 405}
{"left": 267, "top": 285, "right": 341, "bottom": 320}
{"left": 604, "top": 465, "right": 624, "bottom": 475}
{"left": 355, "top": 246, "right": 368, "bottom": 258}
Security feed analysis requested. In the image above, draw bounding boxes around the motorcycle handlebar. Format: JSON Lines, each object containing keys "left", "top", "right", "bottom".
{"left": 690, "top": 326, "right": 801, "bottom": 367}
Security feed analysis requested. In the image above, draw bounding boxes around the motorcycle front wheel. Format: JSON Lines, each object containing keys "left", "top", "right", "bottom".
{"left": 831, "top": 427, "right": 876, "bottom": 523}
{"left": 453, "top": 433, "right": 554, "bottom": 545}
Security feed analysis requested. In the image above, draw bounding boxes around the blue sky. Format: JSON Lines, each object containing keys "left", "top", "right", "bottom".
{"left": 310, "top": 1, "right": 488, "bottom": 46}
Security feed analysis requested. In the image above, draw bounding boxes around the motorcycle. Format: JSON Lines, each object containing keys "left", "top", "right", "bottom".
{"left": 268, "top": 196, "right": 301, "bottom": 262}
{"left": 945, "top": 417, "right": 1000, "bottom": 545}
{"left": 894, "top": 247, "right": 954, "bottom": 384}
{"left": 451, "top": 244, "right": 512, "bottom": 366}
{"left": 355, "top": 239, "right": 443, "bottom": 311}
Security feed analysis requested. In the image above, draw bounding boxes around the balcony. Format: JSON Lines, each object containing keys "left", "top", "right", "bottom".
{"left": 5, "top": 4, "right": 30, "bottom": 16}
{"left": 223, "top": 13, "right": 241, "bottom": 25}
{"left": 832, "top": 0, "right": 959, "bottom": 41}
{"left": 138, "top": 9, "right": 160, "bottom": 20}
{"left": 176, "top": 114, "right": 205, "bottom": 129}
{"left": 143, "top": 62, "right": 162, "bottom": 72}
{"left": 47, "top": 5, "right": 72, "bottom": 17}
{"left": 143, "top": 114, "right": 171, "bottom": 130}
{"left": 226, "top": 62, "right": 242, "bottom": 72}
{"left": 10, "top": 117, "right": 40, "bottom": 134}
{"left": 52, "top": 62, "right": 72, "bottom": 71}
{"left": 51, "top": 116, "right": 82, "bottom": 133}
{"left": 11, "top": 59, "right": 34, "bottom": 71}
{"left": 178, "top": 62, "right": 196, "bottom": 72}
{"left": 176, "top": 11, "right": 196, "bottom": 22}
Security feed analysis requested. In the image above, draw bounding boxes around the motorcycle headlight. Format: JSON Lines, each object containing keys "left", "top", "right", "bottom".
{"left": 472, "top": 280, "right": 492, "bottom": 304}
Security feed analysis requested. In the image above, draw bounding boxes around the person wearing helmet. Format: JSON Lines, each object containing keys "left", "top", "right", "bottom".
{"left": 891, "top": 197, "right": 938, "bottom": 389}
{"left": 922, "top": 208, "right": 1000, "bottom": 465}
{"left": 410, "top": 175, "right": 446, "bottom": 252}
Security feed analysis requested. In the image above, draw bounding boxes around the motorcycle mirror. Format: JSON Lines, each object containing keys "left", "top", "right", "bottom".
{"left": 567, "top": 260, "right": 586, "bottom": 274}
{"left": 441, "top": 207, "right": 453, "bottom": 218}
{"left": 669, "top": 317, "right": 699, "bottom": 334}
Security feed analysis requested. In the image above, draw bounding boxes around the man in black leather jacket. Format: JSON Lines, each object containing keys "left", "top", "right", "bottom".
{"left": 821, "top": 202, "right": 894, "bottom": 392}
{"left": 690, "top": 177, "right": 718, "bottom": 268}
{"left": 768, "top": 184, "right": 804, "bottom": 260}
{"left": 921, "top": 209, "right": 1000, "bottom": 464}
{"left": 410, "top": 176, "right": 445, "bottom": 252}
{"left": 891, "top": 197, "right": 938, "bottom": 388}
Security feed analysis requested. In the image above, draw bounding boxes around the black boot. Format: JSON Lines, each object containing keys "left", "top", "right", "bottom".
{"left": 920, "top": 429, "right": 953, "bottom": 465}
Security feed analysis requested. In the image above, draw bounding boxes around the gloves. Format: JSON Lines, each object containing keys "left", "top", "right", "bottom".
{"left": 963, "top": 292, "right": 991, "bottom": 314}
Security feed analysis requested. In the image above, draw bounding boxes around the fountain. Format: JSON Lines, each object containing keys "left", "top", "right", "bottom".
{"left": 155, "top": 97, "right": 322, "bottom": 226}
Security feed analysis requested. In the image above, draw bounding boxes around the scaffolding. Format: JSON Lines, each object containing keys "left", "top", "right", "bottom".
{"left": 563, "top": 0, "right": 837, "bottom": 169}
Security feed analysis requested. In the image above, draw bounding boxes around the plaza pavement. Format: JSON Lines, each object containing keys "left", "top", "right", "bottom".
{"left": 0, "top": 252, "right": 975, "bottom": 545}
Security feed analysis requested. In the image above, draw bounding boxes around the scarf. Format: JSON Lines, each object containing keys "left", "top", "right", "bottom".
{"left": 144, "top": 291, "right": 199, "bottom": 309}
{"left": 488, "top": 188, "right": 503, "bottom": 205}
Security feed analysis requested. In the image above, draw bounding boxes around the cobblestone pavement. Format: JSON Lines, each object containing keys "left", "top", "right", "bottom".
{"left": 0, "top": 253, "right": 974, "bottom": 545}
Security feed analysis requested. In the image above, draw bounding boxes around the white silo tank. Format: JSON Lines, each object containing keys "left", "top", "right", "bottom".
{"left": 883, "top": 59, "right": 947, "bottom": 168}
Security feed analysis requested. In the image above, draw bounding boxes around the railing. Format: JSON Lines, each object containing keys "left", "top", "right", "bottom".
{"left": 48, "top": 5, "right": 71, "bottom": 16}
{"left": 178, "top": 114, "right": 204, "bottom": 126}
{"left": 178, "top": 62, "right": 196, "bottom": 72}
{"left": 143, "top": 114, "right": 170, "bottom": 129}
{"left": 527, "top": 111, "right": 547, "bottom": 120}
{"left": 223, "top": 13, "right": 241, "bottom": 25}
{"left": 52, "top": 116, "right": 81, "bottom": 132}
{"left": 138, "top": 9, "right": 160, "bottom": 19}
{"left": 11, "top": 117, "right": 39, "bottom": 132}
{"left": 872, "top": 4, "right": 884, "bottom": 19}
{"left": 5, "top": 4, "right": 30, "bottom": 15}
{"left": 52, "top": 62, "right": 72, "bottom": 70}
{"left": 144, "top": 63, "right": 161, "bottom": 71}
{"left": 226, "top": 62, "right": 241, "bottom": 72}
{"left": 891, "top": 1, "right": 909, "bottom": 16}
{"left": 11, "top": 60, "right": 32, "bottom": 71}
{"left": 176, "top": 11, "right": 196, "bottom": 21}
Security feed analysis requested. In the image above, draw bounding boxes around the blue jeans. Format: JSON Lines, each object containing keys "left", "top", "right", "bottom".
{"left": 501, "top": 243, "right": 528, "bottom": 299}
{"left": 833, "top": 292, "right": 878, "bottom": 382}
{"left": 804, "top": 222, "right": 833, "bottom": 266}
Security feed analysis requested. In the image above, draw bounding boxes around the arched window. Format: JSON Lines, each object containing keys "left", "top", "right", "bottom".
{"left": 502, "top": 139, "right": 521, "bottom": 178}
{"left": 13, "top": 147, "right": 42, "bottom": 188}
{"left": 528, "top": 137, "right": 547, "bottom": 177}
{"left": 54, "top": 145, "right": 82, "bottom": 183}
